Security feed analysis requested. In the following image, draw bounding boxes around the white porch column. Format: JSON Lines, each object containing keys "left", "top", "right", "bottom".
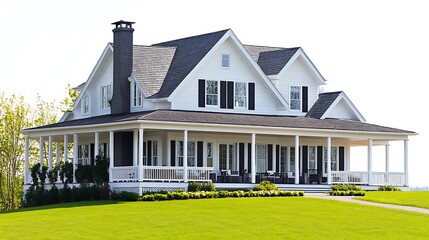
{"left": 94, "top": 132, "right": 99, "bottom": 160}
{"left": 327, "top": 137, "right": 332, "bottom": 184}
{"left": 294, "top": 136, "right": 299, "bottom": 184}
{"left": 251, "top": 133, "right": 256, "bottom": 183}
{"left": 64, "top": 135, "right": 68, "bottom": 163}
{"left": 56, "top": 142, "right": 60, "bottom": 167}
{"left": 24, "top": 136, "right": 29, "bottom": 184}
{"left": 368, "top": 138, "right": 373, "bottom": 185}
{"left": 138, "top": 128, "right": 144, "bottom": 182}
{"left": 109, "top": 131, "right": 114, "bottom": 182}
{"left": 404, "top": 139, "right": 409, "bottom": 186}
{"left": 385, "top": 144, "right": 390, "bottom": 172}
{"left": 133, "top": 129, "right": 138, "bottom": 167}
{"left": 39, "top": 136, "right": 44, "bottom": 169}
{"left": 48, "top": 136, "right": 53, "bottom": 171}
{"left": 73, "top": 134, "right": 78, "bottom": 183}
{"left": 183, "top": 130, "right": 188, "bottom": 182}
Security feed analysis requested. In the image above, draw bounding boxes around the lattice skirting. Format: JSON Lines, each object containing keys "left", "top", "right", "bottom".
{"left": 111, "top": 186, "right": 186, "bottom": 194}
{"left": 111, "top": 187, "right": 140, "bottom": 194}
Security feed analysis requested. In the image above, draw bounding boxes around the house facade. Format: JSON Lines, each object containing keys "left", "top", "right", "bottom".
{"left": 22, "top": 21, "right": 415, "bottom": 195}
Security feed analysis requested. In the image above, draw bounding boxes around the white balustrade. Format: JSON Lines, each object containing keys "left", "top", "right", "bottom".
{"left": 187, "top": 167, "right": 213, "bottom": 181}
{"left": 111, "top": 166, "right": 214, "bottom": 182}
{"left": 331, "top": 171, "right": 368, "bottom": 184}
{"left": 143, "top": 166, "right": 184, "bottom": 182}
{"left": 371, "top": 172, "right": 405, "bottom": 186}
{"left": 111, "top": 166, "right": 138, "bottom": 182}
{"left": 331, "top": 171, "right": 405, "bottom": 186}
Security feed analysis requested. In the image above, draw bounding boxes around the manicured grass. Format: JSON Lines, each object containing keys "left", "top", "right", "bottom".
{"left": 357, "top": 191, "right": 429, "bottom": 209}
{"left": 1, "top": 198, "right": 429, "bottom": 239}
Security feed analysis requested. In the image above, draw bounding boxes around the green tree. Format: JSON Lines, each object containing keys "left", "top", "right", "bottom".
{"left": 60, "top": 84, "right": 78, "bottom": 112}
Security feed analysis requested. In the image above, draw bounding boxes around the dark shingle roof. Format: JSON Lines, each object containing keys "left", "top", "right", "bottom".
{"left": 148, "top": 29, "right": 229, "bottom": 98}
{"left": 132, "top": 45, "right": 176, "bottom": 96}
{"left": 307, "top": 91, "right": 342, "bottom": 119}
{"left": 244, "top": 45, "right": 300, "bottom": 76}
{"left": 28, "top": 110, "right": 414, "bottom": 134}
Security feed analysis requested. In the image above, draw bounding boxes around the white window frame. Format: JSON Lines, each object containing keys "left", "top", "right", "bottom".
{"left": 176, "top": 141, "right": 196, "bottom": 167}
{"left": 142, "top": 140, "right": 159, "bottom": 166}
{"left": 290, "top": 86, "right": 301, "bottom": 111}
{"left": 78, "top": 144, "right": 91, "bottom": 165}
{"left": 234, "top": 82, "right": 247, "bottom": 108}
{"left": 101, "top": 85, "right": 112, "bottom": 110}
{"left": 207, "top": 142, "right": 213, "bottom": 167}
{"left": 308, "top": 146, "right": 317, "bottom": 171}
{"left": 206, "top": 80, "right": 219, "bottom": 106}
{"left": 82, "top": 95, "right": 90, "bottom": 115}
{"left": 218, "top": 143, "right": 237, "bottom": 171}
{"left": 256, "top": 144, "right": 267, "bottom": 173}
{"left": 221, "top": 54, "right": 230, "bottom": 68}
{"left": 323, "top": 146, "right": 339, "bottom": 176}
{"left": 132, "top": 81, "right": 143, "bottom": 108}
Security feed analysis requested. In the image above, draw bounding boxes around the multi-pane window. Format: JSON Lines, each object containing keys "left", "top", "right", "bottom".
{"left": 323, "top": 147, "right": 338, "bottom": 173}
{"left": 280, "top": 146, "right": 288, "bottom": 172}
{"left": 290, "top": 86, "right": 301, "bottom": 110}
{"left": 234, "top": 82, "right": 247, "bottom": 108}
{"left": 133, "top": 81, "right": 143, "bottom": 107}
{"left": 176, "top": 141, "right": 195, "bottom": 167}
{"left": 256, "top": 145, "right": 266, "bottom": 172}
{"left": 101, "top": 85, "right": 111, "bottom": 110}
{"left": 207, "top": 142, "right": 213, "bottom": 167}
{"left": 152, "top": 141, "right": 158, "bottom": 166}
{"left": 78, "top": 145, "right": 90, "bottom": 165}
{"left": 206, "top": 80, "right": 218, "bottom": 106}
{"left": 290, "top": 147, "right": 296, "bottom": 174}
{"left": 219, "top": 143, "right": 236, "bottom": 171}
{"left": 222, "top": 54, "right": 230, "bottom": 68}
{"left": 83, "top": 95, "right": 90, "bottom": 114}
{"left": 308, "top": 146, "right": 316, "bottom": 170}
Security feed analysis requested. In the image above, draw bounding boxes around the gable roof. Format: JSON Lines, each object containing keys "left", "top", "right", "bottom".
{"left": 307, "top": 91, "right": 342, "bottom": 119}
{"left": 132, "top": 45, "right": 176, "bottom": 97}
{"left": 26, "top": 109, "right": 414, "bottom": 135}
{"left": 244, "top": 45, "right": 300, "bottom": 76}
{"left": 148, "top": 29, "right": 229, "bottom": 98}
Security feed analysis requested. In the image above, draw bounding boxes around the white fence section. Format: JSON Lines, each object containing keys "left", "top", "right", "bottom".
{"left": 371, "top": 172, "right": 405, "bottom": 186}
{"left": 111, "top": 166, "right": 138, "bottom": 182}
{"left": 143, "top": 166, "right": 184, "bottom": 182}
{"left": 331, "top": 171, "right": 406, "bottom": 186}
{"left": 188, "top": 167, "right": 213, "bottom": 181}
{"left": 331, "top": 171, "right": 368, "bottom": 184}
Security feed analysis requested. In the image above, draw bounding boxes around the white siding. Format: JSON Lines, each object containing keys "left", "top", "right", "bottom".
{"left": 170, "top": 38, "right": 281, "bottom": 114}
{"left": 277, "top": 56, "right": 320, "bottom": 115}
{"left": 325, "top": 99, "right": 358, "bottom": 120}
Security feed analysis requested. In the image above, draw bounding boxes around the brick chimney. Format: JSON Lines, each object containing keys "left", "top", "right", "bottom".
{"left": 111, "top": 20, "right": 135, "bottom": 114}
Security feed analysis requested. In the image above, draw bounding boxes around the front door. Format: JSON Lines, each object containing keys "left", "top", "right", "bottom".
{"left": 218, "top": 143, "right": 236, "bottom": 172}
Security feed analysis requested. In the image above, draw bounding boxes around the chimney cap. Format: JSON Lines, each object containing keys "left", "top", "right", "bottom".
{"left": 112, "top": 20, "right": 135, "bottom": 29}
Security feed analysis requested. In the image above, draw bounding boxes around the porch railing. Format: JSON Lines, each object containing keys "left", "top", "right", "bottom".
{"left": 331, "top": 171, "right": 405, "bottom": 186}
{"left": 111, "top": 166, "right": 214, "bottom": 182}
{"left": 111, "top": 166, "right": 138, "bottom": 182}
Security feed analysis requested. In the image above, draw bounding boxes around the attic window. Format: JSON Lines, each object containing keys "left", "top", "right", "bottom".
{"left": 290, "top": 86, "right": 301, "bottom": 110}
{"left": 132, "top": 81, "right": 143, "bottom": 107}
{"left": 221, "top": 54, "right": 230, "bottom": 68}
{"left": 82, "top": 95, "right": 90, "bottom": 115}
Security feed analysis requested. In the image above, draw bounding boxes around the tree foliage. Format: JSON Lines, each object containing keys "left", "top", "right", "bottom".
{"left": 60, "top": 84, "right": 78, "bottom": 112}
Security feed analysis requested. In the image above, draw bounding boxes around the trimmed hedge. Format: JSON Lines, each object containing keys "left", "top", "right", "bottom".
{"left": 378, "top": 185, "right": 401, "bottom": 191}
{"left": 138, "top": 190, "right": 304, "bottom": 202}
{"left": 329, "top": 190, "right": 365, "bottom": 196}
{"left": 253, "top": 180, "right": 278, "bottom": 191}
{"left": 187, "top": 181, "right": 216, "bottom": 192}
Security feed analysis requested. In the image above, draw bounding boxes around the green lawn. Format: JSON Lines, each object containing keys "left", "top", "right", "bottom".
{"left": 357, "top": 191, "right": 429, "bottom": 209}
{"left": 1, "top": 198, "right": 429, "bottom": 239}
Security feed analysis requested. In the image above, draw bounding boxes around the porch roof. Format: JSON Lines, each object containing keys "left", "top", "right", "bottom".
{"left": 25, "top": 110, "right": 415, "bottom": 135}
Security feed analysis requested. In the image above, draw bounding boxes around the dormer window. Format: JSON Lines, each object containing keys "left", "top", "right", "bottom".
{"left": 221, "top": 54, "right": 230, "bottom": 68}
{"left": 82, "top": 95, "right": 90, "bottom": 115}
{"left": 132, "top": 81, "right": 143, "bottom": 107}
{"left": 101, "top": 85, "right": 111, "bottom": 110}
{"left": 290, "top": 86, "right": 301, "bottom": 110}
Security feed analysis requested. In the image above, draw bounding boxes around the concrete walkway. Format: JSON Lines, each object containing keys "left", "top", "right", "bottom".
{"left": 305, "top": 193, "right": 429, "bottom": 215}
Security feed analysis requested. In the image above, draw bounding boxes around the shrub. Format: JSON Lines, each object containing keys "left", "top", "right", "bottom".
{"left": 331, "top": 184, "right": 362, "bottom": 191}
{"left": 378, "top": 185, "right": 401, "bottom": 191}
{"left": 75, "top": 165, "right": 94, "bottom": 183}
{"left": 93, "top": 155, "right": 110, "bottom": 184}
{"left": 118, "top": 191, "right": 139, "bottom": 201}
{"left": 47, "top": 186, "right": 60, "bottom": 204}
{"left": 30, "top": 163, "right": 40, "bottom": 186}
{"left": 329, "top": 190, "right": 365, "bottom": 196}
{"left": 253, "top": 180, "right": 278, "bottom": 191}
{"left": 201, "top": 182, "right": 216, "bottom": 192}
{"left": 188, "top": 182, "right": 202, "bottom": 192}
{"left": 59, "top": 185, "right": 72, "bottom": 203}
{"left": 60, "top": 162, "right": 73, "bottom": 184}
{"left": 47, "top": 167, "right": 59, "bottom": 184}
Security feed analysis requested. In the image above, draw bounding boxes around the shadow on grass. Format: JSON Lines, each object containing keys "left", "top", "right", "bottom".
{"left": 0, "top": 200, "right": 121, "bottom": 215}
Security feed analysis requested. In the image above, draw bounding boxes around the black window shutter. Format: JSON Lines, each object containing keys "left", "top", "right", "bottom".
{"left": 302, "top": 146, "right": 308, "bottom": 174}
{"left": 239, "top": 143, "right": 245, "bottom": 174}
{"left": 220, "top": 81, "right": 227, "bottom": 109}
{"left": 198, "top": 79, "right": 205, "bottom": 108}
{"left": 147, "top": 141, "right": 152, "bottom": 166}
{"left": 247, "top": 143, "right": 252, "bottom": 173}
{"left": 339, "top": 147, "right": 345, "bottom": 171}
{"left": 227, "top": 81, "right": 234, "bottom": 109}
{"left": 276, "top": 145, "right": 280, "bottom": 172}
{"left": 302, "top": 86, "right": 308, "bottom": 112}
{"left": 197, "top": 141, "right": 203, "bottom": 167}
{"left": 103, "top": 143, "right": 107, "bottom": 158}
{"left": 317, "top": 146, "right": 323, "bottom": 176}
{"left": 170, "top": 140, "right": 176, "bottom": 166}
{"left": 249, "top": 83, "right": 255, "bottom": 110}
{"left": 267, "top": 144, "right": 273, "bottom": 171}
{"left": 90, "top": 144, "right": 95, "bottom": 166}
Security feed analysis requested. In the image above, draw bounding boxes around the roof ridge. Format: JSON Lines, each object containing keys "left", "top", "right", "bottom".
{"left": 319, "top": 91, "right": 343, "bottom": 95}
{"left": 153, "top": 29, "right": 230, "bottom": 46}
{"left": 244, "top": 44, "right": 300, "bottom": 50}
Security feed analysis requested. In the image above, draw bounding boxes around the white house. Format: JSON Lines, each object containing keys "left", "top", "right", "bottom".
{"left": 22, "top": 21, "right": 416, "bottom": 194}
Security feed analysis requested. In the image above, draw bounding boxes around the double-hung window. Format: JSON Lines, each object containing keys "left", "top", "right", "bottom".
{"left": 132, "top": 81, "right": 143, "bottom": 107}
{"left": 206, "top": 80, "right": 218, "bottom": 106}
{"left": 176, "top": 141, "right": 196, "bottom": 167}
{"left": 234, "top": 82, "right": 247, "bottom": 108}
{"left": 101, "top": 85, "right": 111, "bottom": 110}
{"left": 221, "top": 54, "right": 230, "bottom": 68}
{"left": 290, "top": 86, "right": 301, "bottom": 110}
